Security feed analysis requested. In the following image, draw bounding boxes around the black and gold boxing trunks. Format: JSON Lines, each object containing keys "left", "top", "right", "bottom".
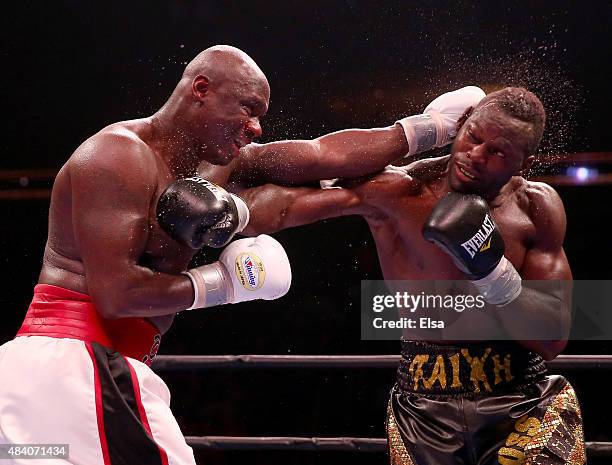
{"left": 386, "top": 341, "right": 585, "bottom": 465}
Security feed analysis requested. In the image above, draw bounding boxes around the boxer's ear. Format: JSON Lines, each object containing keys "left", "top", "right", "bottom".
{"left": 456, "top": 106, "right": 474, "bottom": 133}
{"left": 192, "top": 75, "right": 210, "bottom": 102}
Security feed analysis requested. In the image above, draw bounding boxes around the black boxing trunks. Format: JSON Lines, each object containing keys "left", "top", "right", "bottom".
{"left": 386, "top": 341, "right": 585, "bottom": 465}
{"left": 0, "top": 284, "right": 195, "bottom": 465}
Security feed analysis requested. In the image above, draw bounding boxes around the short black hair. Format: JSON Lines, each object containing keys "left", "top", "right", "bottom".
{"left": 475, "top": 87, "right": 546, "bottom": 155}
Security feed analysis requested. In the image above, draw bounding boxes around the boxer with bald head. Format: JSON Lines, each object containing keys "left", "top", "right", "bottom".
{"left": 0, "top": 44, "right": 485, "bottom": 464}
{"left": 240, "top": 88, "right": 586, "bottom": 465}
{"left": 0, "top": 45, "right": 293, "bottom": 465}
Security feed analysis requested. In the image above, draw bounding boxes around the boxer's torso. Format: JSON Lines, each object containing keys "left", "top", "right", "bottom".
{"left": 39, "top": 119, "right": 198, "bottom": 334}
{"left": 356, "top": 157, "right": 539, "bottom": 341}
{"left": 362, "top": 162, "right": 534, "bottom": 280}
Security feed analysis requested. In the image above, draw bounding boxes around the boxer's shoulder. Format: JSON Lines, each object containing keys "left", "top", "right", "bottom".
{"left": 516, "top": 179, "right": 564, "bottom": 218}
{"left": 81, "top": 121, "right": 154, "bottom": 158}
{"left": 68, "top": 122, "right": 159, "bottom": 188}
{"left": 522, "top": 179, "right": 562, "bottom": 203}
{"left": 513, "top": 179, "right": 566, "bottom": 246}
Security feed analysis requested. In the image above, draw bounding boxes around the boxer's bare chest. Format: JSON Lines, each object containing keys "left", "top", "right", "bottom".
{"left": 140, "top": 183, "right": 194, "bottom": 275}
{"left": 142, "top": 158, "right": 241, "bottom": 271}
{"left": 140, "top": 182, "right": 195, "bottom": 334}
{"left": 367, "top": 180, "right": 535, "bottom": 281}
{"left": 143, "top": 163, "right": 237, "bottom": 333}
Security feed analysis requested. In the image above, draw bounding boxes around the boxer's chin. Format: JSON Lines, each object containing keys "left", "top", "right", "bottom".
{"left": 448, "top": 170, "right": 467, "bottom": 193}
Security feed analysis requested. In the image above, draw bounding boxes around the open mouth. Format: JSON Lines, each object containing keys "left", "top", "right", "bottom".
{"left": 457, "top": 164, "right": 477, "bottom": 180}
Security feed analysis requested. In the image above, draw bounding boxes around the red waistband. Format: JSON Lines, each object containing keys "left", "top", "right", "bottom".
{"left": 17, "top": 284, "right": 161, "bottom": 366}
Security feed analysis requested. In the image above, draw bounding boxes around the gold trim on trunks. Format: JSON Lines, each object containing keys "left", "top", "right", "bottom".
{"left": 498, "top": 383, "right": 586, "bottom": 465}
{"left": 386, "top": 401, "right": 415, "bottom": 465}
{"left": 404, "top": 347, "right": 514, "bottom": 393}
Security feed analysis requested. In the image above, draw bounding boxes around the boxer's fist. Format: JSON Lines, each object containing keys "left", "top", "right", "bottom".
{"left": 424, "top": 86, "right": 486, "bottom": 147}
{"left": 397, "top": 86, "right": 486, "bottom": 156}
{"left": 422, "top": 192, "right": 521, "bottom": 306}
{"left": 183, "top": 235, "right": 292, "bottom": 309}
{"left": 201, "top": 192, "right": 249, "bottom": 248}
{"left": 422, "top": 192, "right": 504, "bottom": 279}
{"left": 156, "top": 176, "right": 249, "bottom": 249}
{"left": 219, "top": 234, "right": 292, "bottom": 303}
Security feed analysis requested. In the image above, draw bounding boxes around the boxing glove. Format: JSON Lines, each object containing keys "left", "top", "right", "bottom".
{"left": 156, "top": 176, "right": 249, "bottom": 249}
{"left": 397, "top": 86, "right": 486, "bottom": 156}
{"left": 422, "top": 192, "right": 521, "bottom": 306}
{"left": 182, "top": 234, "right": 292, "bottom": 309}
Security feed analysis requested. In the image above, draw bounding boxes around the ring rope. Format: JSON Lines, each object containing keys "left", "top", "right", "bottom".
{"left": 152, "top": 354, "right": 612, "bottom": 371}
{"left": 186, "top": 436, "right": 385, "bottom": 452}
{"left": 160, "top": 355, "right": 612, "bottom": 457}
{"left": 184, "top": 437, "right": 612, "bottom": 456}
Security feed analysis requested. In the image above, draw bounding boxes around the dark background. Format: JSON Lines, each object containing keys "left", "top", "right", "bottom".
{"left": 2, "top": 1, "right": 611, "bottom": 464}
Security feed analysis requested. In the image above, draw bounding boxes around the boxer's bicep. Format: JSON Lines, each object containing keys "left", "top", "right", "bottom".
{"left": 517, "top": 187, "right": 572, "bottom": 358}
{"left": 234, "top": 141, "right": 321, "bottom": 185}
{"left": 70, "top": 147, "right": 157, "bottom": 306}
{"left": 520, "top": 247, "right": 572, "bottom": 281}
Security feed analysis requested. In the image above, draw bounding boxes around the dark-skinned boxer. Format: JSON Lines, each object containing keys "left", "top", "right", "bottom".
{"left": 2, "top": 173, "right": 291, "bottom": 465}
{"left": 238, "top": 88, "right": 585, "bottom": 465}
{"left": 0, "top": 44, "right": 484, "bottom": 464}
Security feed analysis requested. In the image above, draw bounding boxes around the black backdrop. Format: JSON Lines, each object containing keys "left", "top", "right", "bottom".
{"left": 2, "top": 2, "right": 611, "bottom": 464}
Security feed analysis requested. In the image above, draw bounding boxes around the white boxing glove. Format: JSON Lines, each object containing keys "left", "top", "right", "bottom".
{"left": 396, "top": 86, "right": 486, "bottom": 156}
{"left": 182, "top": 234, "right": 292, "bottom": 309}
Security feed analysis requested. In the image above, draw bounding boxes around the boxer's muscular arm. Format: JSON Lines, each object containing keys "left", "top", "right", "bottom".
{"left": 237, "top": 168, "right": 417, "bottom": 235}
{"left": 504, "top": 184, "right": 572, "bottom": 360}
{"left": 232, "top": 125, "right": 410, "bottom": 186}
{"left": 71, "top": 135, "right": 193, "bottom": 318}
{"left": 232, "top": 86, "right": 486, "bottom": 186}
{"left": 238, "top": 184, "right": 372, "bottom": 236}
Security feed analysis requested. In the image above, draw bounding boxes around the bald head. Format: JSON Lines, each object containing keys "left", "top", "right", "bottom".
{"left": 183, "top": 45, "right": 269, "bottom": 94}
{"left": 159, "top": 45, "right": 270, "bottom": 165}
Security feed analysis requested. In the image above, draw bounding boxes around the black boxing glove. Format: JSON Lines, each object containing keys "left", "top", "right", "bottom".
{"left": 422, "top": 192, "right": 521, "bottom": 306}
{"left": 156, "top": 176, "right": 249, "bottom": 249}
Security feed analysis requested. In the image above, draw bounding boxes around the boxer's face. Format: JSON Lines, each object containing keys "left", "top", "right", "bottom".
{"left": 196, "top": 72, "right": 270, "bottom": 165}
{"left": 448, "top": 106, "right": 534, "bottom": 197}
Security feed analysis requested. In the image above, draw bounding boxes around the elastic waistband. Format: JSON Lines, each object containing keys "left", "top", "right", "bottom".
{"left": 396, "top": 340, "right": 547, "bottom": 397}
{"left": 17, "top": 284, "right": 161, "bottom": 366}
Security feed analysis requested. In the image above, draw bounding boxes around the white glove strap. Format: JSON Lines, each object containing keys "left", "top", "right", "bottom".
{"left": 182, "top": 262, "right": 233, "bottom": 310}
{"left": 395, "top": 114, "right": 438, "bottom": 157}
{"left": 320, "top": 178, "right": 341, "bottom": 189}
{"left": 229, "top": 194, "right": 250, "bottom": 233}
{"left": 425, "top": 110, "right": 449, "bottom": 146}
{"left": 471, "top": 256, "right": 522, "bottom": 306}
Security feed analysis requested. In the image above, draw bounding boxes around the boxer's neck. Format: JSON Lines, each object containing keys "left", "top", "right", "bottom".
{"left": 441, "top": 173, "right": 506, "bottom": 205}
{"left": 147, "top": 108, "right": 204, "bottom": 177}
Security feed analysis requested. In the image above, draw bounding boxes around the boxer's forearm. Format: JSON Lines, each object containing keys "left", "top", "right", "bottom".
{"left": 239, "top": 125, "right": 411, "bottom": 185}
{"left": 240, "top": 184, "right": 363, "bottom": 235}
{"left": 314, "top": 125, "right": 411, "bottom": 178}
{"left": 492, "top": 285, "right": 571, "bottom": 360}
{"left": 89, "top": 269, "right": 194, "bottom": 319}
